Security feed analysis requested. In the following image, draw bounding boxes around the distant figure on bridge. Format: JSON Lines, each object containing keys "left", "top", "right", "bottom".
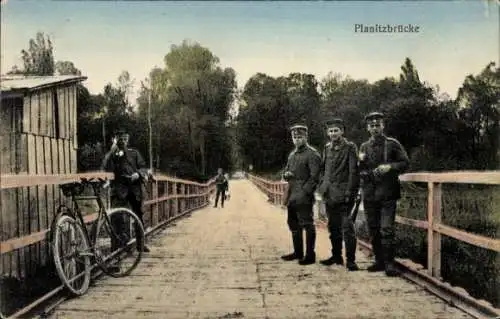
{"left": 213, "top": 168, "right": 228, "bottom": 208}
{"left": 281, "top": 124, "right": 322, "bottom": 265}
{"left": 359, "top": 112, "right": 409, "bottom": 277}
{"left": 317, "top": 118, "right": 360, "bottom": 271}
{"left": 101, "top": 128, "right": 151, "bottom": 252}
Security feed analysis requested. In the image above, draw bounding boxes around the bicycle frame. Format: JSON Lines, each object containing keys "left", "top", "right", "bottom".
{"left": 54, "top": 180, "right": 122, "bottom": 259}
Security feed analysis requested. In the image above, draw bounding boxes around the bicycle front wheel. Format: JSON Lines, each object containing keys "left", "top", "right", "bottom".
{"left": 94, "top": 207, "right": 145, "bottom": 278}
{"left": 52, "top": 215, "right": 91, "bottom": 296}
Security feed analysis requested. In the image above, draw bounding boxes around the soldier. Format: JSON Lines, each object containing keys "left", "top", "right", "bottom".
{"left": 281, "top": 124, "right": 322, "bottom": 265}
{"left": 213, "top": 168, "right": 228, "bottom": 208}
{"left": 101, "top": 128, "right": 151, "bottom": 252}
{"left": 358, "top": 112, "right": 410, "bottom": 276}
{"left": 317, "top": 118, "right": 360, "bottom": 271}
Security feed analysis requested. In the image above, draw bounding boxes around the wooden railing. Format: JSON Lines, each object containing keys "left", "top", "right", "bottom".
{"left": 248, "top": 171, "right": 500, "bottom": 315}
{"left": 0, "top": 172, "right": 216, "bottom": 282}
{"left": 249, "top": 171, "right": 500, "bottom": 274}
{"left": 248, "top": 174, "right": 287, "bottom": 206}
{"left": 397, "top": 171, "right": 500, "bottom": 277}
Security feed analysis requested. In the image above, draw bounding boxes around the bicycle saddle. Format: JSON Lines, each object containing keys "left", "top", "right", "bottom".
{"left": 60, "top": 182, "right": 85, "bottom": 197}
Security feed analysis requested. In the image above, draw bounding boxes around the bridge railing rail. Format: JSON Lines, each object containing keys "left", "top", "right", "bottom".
{"left": 248, "top": 174, "right": 288, "bottom": 206}
{"left": 248, "top": 171, "right": 500, "bottom": 315}
{"left": 0, "top": 171, "right": 216, "bottom": 316}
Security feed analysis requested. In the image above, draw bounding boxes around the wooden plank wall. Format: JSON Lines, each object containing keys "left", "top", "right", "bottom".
{"left": 0, "top": 83, "right": 79, "bottom": 280}
{"left": 1, "top": 97, "right": 25, "bottom": 280}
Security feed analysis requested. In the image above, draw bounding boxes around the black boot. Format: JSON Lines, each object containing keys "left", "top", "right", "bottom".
{"left": 299, "top": 227, "right": 316, "bottom": 265}
{"left": 320, "top": 256, "right": 343, "bottom": 266}
{"left": 367, "top": 233, "right": 384, "bottom": 272}
{"left": 321, "top": 230, "right": 343, "bottom": 265}
{"left": 385, "top": 262, "right": 398, "bottom": 277}
{"left": 367, "top": 261, "right": 385, "bottom": 272}
{"left": 281, "top": 231, "right": 303, "bottom": 261}
{"left": 345, "top": 233, "right": 358, "bottom": 271}
{"left": 346, "top": 261, "right": 359, "bottom": 271}
{"left": 383, "top": 244, "right": 398, "bottom": 277}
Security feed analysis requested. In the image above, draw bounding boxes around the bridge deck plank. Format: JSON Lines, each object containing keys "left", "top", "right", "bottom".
{"left": 48, "top": 180, "right": 472, "bottom": 319}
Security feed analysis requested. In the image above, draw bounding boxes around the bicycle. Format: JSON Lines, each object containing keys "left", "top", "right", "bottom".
{"left": 50, "top": 177, "right": 145, "bottom": 296}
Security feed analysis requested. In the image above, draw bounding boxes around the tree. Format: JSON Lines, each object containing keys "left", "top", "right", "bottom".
{"left": 9, "top": 32, "right": 82, "bottom": 78}
{"left": 55, "top": 61, "right": 82, "bottom": 75}
{"left": 117, "top": 70, "right": 135, "bottom": 107}
{"left": 236, "top": 72, "right": 323, "bottom": 173}
{"left": 6, "top": 65, "right": 24, "bottom": 75}
{"left": 379, "top": 58, "right": 436, "bottom": 153}
{"left": 135, "top": 40, "right": 236, "bottom": 179}
{"left": 19, "top": 32, "right": 55, "bottom": 75}
{"left": 456, "top": 62, "right": 500, "bottom": 169}
{"left": 320, "top": 73, "right": 376, "bottom": 145}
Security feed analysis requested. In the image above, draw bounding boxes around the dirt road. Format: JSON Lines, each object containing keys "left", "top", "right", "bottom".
{"left": 49, "top": 180, "right": 470, "bottom": 319}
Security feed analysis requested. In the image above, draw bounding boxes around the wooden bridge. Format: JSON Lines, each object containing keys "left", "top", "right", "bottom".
{"left": 0, "top": 170, "right": 499, "bottom": 318}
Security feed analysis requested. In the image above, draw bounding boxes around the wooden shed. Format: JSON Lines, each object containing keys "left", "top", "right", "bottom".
{"left": 1, "top": 75, "right": 87, "bottom": 175}
{"left": 0, "top": 75, "right": 87, "bottom": 281}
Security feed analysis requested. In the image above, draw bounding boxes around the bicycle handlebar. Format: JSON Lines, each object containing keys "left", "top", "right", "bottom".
{"left": 80, "top": 177, "right": 110, "bottom": 189}
{"left": 79, "top": 173, "right": 154, "bottom": 188}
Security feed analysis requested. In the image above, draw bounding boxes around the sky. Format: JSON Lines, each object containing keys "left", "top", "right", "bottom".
{"left": 1, "top": 0, "right": 499, "bottom": 102}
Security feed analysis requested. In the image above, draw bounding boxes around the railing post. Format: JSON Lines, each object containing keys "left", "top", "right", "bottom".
{"left": 165, "top": 181, "right": 169, "bottom": 221}
{"left": 278, "top": 184, "right": 283, "bottom": 205}
{"left": 283, "top": 183, "right": 289, "bottom": 207}
{"left": 173, "top": 182, "right": 178, "bottom": 217}
{"left": 205, "top": 182, "right": 210, "bottom": 206}
{"left": 181, "top": 184, "right": 185, "bottom": 212}
{"left": 272, "top": 184, "right": 275, "bottom": 204}
{"left": 152, "top": 179, "right": 159, "bottom": 227}
{"left": 106, "top": 185, "right": 111, "bottom": 210}
{"left": 427, "top": 182, "right": 442, "bottom": 278}
{"left": 197, "top": 185, "right": 200, "bottom": 207}
{"left": 275, "top": 184, "right": 279, "bottom": 204}
{"left": 208, "top": 182, "right": 212, "bottom": 205}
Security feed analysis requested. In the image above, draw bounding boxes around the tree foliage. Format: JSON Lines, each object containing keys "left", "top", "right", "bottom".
{"left": 134, "top": 40, "right": 237, "bottom": 179}
{"left": 20, "top": 32, "right": 55, "bottom": 75}
{"left": 235, "top": 58, "right": 500, "bottom": 174}
{"left": 55, "top": 61, "right": 82, "bottom": 76}
{"left": 9, "top": 32, "right": 499, "bottom": 178}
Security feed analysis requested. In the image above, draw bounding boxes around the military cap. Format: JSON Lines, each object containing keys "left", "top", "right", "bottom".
{"left": 325, "top": 118, "right": 345, "bottom": 129}
{"left": 289, "top": 124, "right": 308, "bottom": 133}
{"left": 114, "top": 128, "right": 129, "bottom": 136}
{"left": 364, "top": 112, "right": 384, "bottom": 124}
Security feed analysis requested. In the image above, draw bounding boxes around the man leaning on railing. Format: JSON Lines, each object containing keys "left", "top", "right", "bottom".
{"left": 101, "top": 128, "right": 152, "bottom": 253}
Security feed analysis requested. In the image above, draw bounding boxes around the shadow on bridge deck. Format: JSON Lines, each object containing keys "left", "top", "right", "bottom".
{"left": 48, "top": 180, "right": 471, "bottom": 319}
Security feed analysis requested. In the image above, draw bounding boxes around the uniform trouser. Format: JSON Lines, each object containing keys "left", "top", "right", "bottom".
{"left": 214, "top": 189, "right": 225, "bottom": 207}
{"left": 287, "top": 203, "right": 316, "bottom": 257}
{"left": 364, "top": 199, "right": 397, "bottom": 264}
{"left": 110, "top": 192, "right": 145, "bottom": 249}
{"left": 325, "top": 202, "right": 357, "bottom": 262}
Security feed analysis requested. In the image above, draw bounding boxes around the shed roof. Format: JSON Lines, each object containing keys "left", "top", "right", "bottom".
{"left": 1, "top": 75, "right": 87, "bottom": 93}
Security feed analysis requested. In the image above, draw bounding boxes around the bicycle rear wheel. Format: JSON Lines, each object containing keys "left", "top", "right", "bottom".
{"left": 52, "top": 215, "right": 91, "bottom": 296}
{"left": 94, "top": 207, "right": 145, "bottom": 277}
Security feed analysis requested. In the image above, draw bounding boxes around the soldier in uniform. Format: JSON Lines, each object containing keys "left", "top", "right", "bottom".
{"left": 281, "top": 124, "right": 322, "bottom": 265}
{"left": 214, "top": 168, "right": 228, "bottom": 208}
{"left": 101, "top": 128, "right": 151, "bottom": 252}
{"left": 317, "top": 118, "right": 360, "bottom": 271}
{"left": 358, "top": 112, "right": 409, "bottom": 276}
